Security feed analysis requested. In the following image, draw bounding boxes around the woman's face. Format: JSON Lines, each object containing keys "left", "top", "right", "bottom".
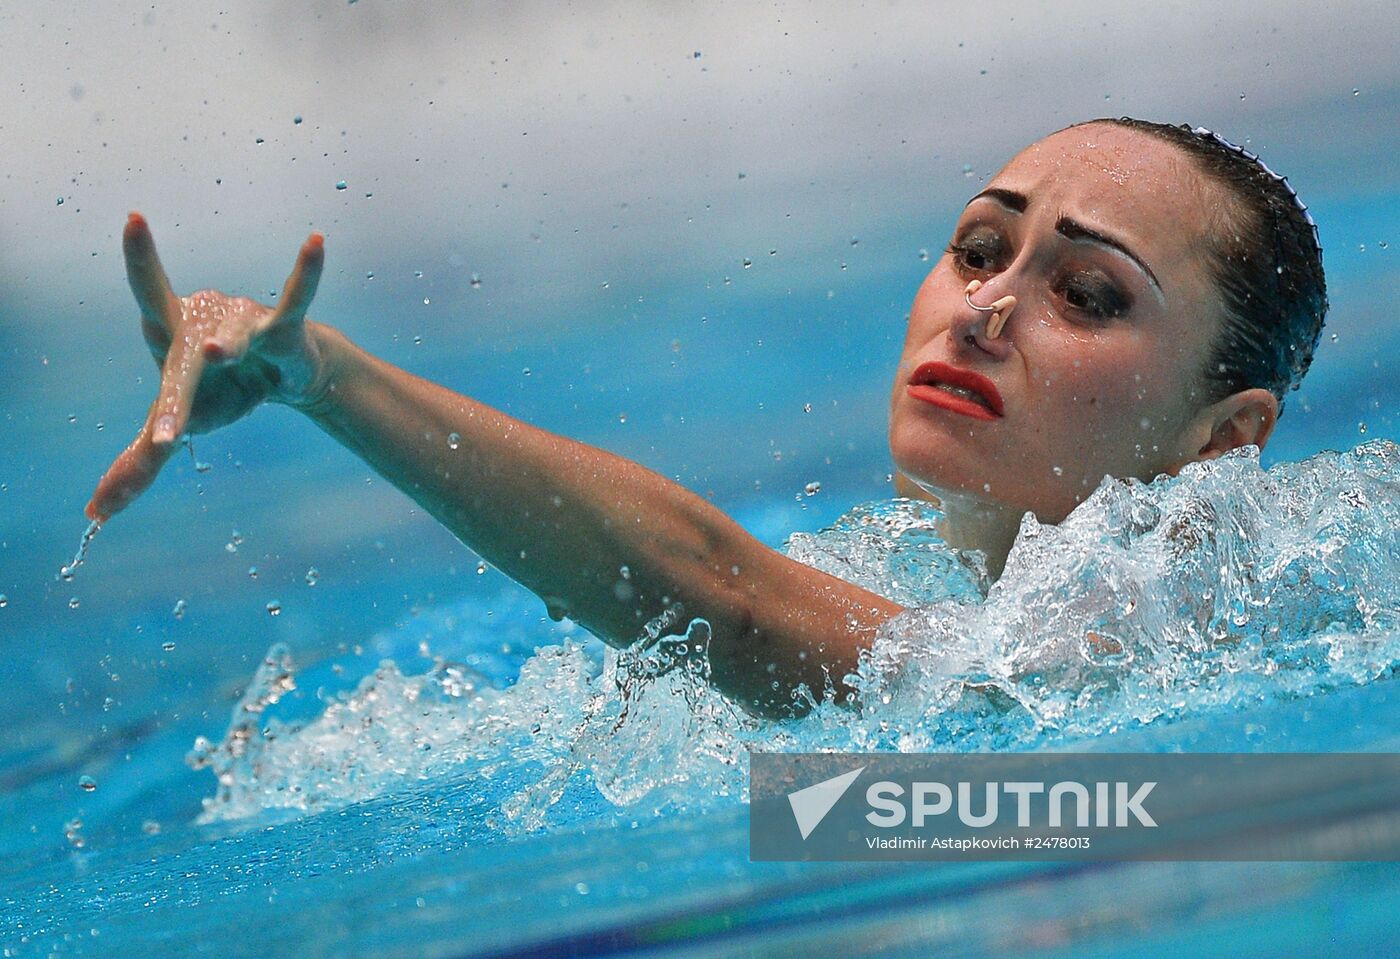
{"left": 889, "top": 122, "right": 1234, "bottom": 523}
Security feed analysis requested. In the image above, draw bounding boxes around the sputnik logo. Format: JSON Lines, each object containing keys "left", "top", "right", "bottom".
{"left": 787, "top": 765, "right": 866, "bottom": 840}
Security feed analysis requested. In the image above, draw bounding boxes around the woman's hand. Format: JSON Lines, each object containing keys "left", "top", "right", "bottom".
{"left": 85, "top": 213, "right": 899, "bottom": 714}
{"left": 85, "top": 213, "right": 329, "bottom": 522}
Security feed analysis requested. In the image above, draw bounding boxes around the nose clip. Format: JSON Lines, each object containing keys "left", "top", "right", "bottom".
{"left": 964, "top": 280, "right": 1017, "bottom": 340}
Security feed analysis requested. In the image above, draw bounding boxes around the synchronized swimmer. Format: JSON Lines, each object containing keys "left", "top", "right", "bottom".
{"left": 88, "top": 117, "right": 1326, "bottom": 716}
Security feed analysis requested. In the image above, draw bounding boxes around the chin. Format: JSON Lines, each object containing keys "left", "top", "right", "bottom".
{"left": 890, "top": 420, "right": 983, "bottom": 492}
{"left": 892, "top": 437, "right": 1078, "bottom": 525}
{"left": 890, "top": 440, "right": 985, "bottom": 504}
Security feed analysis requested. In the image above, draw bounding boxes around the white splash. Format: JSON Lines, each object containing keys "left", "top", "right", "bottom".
{"left": 190, "top": 441, "right": 1400, "bottom": 834}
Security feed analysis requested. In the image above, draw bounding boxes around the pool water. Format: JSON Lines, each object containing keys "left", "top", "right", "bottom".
{"left": 2, "top": 4, "right": 1399, "bottom": 957}
{"left": 10, "top": 677, "right": 1400, "bottom": 959}
{"left": 7, "top": 442, "right": 1400, "bottom": 956}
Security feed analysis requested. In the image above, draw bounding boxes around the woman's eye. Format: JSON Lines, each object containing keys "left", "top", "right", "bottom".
{"left": 1059, "top": 273, "right": 1129, "bottom": 321}
{"left": 946, "top": 236, "right": 1003, "bottom": 274}
{"left": 1064, "top": 283, "right": 1094, "bottom": 311}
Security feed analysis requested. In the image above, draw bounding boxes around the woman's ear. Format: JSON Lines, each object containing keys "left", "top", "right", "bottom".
{"left": 1173, "top": 387, "right": 1279, "bottom": 473}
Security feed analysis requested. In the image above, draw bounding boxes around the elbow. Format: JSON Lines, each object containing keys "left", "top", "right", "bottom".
{"left": 702, "top": 596, "right": 820, "bottom": 720}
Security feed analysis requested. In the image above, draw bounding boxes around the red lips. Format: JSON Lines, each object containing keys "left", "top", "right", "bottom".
{"left": 907, "top": 361, "right": 1004, "bottom": 421}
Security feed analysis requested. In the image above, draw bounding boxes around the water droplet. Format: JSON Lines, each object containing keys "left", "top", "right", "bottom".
{"left": 413, "top": 335, "right": 422, "bottom": 345}
{"left": 226, "top": 530, "right": 244, "bottom": 553}
{"left": 803, "top": 402, "right": 812, "bottom": 413}
{"left": 266, "top": 600, "right": 282, "bottom": 617}
{"left": 476, "top": 561, "right": 487, "bottom": 575}
{"left": 103, "top": 697, "right": 115, "bottom": 712}
{"left": 918, "top": 248, "right": 929, "bottom": 262}
{"left": 247, "top": 566, "right": 258, "bottom": 579}
{"left": 850, "top": 237, "right": 859, "bottom": 247}
{"left": 67, "top": 413, "right": 77, "bottom": 423}
{"left": 69, "top": 596, "right": 80, "bottom": 609}
{"left": 1052, "top": 465, "right": 1064, "bottom": 476}
{"left": 469, "top": 273, "right": 482, "bottom": 289}
{"left": 335, "top": 180, "right": 348, "bottom": 191}
{"left": 65, "top": 818, "right": 85, "bottom": 849}
{"left": 693, "top": 50, "right": 702, "bottom": 59}
{"left": 0, "top": 594, "right": 7, "bottom": 608}
{"left": 366, "top": 270, "right": 375, "bottom": 279}
{"left": 448, "top": 432, "right": 461, "bottom": 450}
{"left": 1238, "top": 92, "right": 1246, "bottom": 100}
{"left": 78, "top": 775, "right": 96, "bottom": 792}
{"left": 96, "top": 422, "right": 104, "bottom": 431}
{"left": 172, "top": 599, "right": 187, "bottom": 619}
{"left": 1331, "top": 332, "right": 1339, "bottom": 342}
{"left": 293, "top": 115, "right": 303, "bottom": 125}
{"left": 141, "top": 820, "right": 162, "bottom": 835}
{"left": 742, "top": 257, "right": 752, "bottom": 269}
{"left": 618, "top": 413, "right": 628, "bottom": 424}
{"left": 1359, "top": 422, "right": 1368, "bottom": 435}
{"left": 804, "top": 481, "right": 822, "bottom": 496}
{"left": 1352, "top": 87, "right": 1360, "bottom": 97}
{"left": 58, "top": 519, "right": 101, "bottom": 584}
{"left": 56, "top": 197, "right": 65, "bottom": 206}
{"left": 521, "top": 367, "right": 532, "bottom": 376}
{"left": 162, "top": 641, "right": 176, "bottom": 651}
{"left": 962, "top": 164, "right": 974, "bottom": 177}
{"left": 305, "top": 566, "right": 320, "bottom": 587}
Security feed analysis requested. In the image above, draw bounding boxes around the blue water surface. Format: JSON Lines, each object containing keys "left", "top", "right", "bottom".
{"left": 6, "top": 442, "right": 1400, "bottom": 957}
{"left": 2, "top": 4, "right": 1399, "bottom": 957}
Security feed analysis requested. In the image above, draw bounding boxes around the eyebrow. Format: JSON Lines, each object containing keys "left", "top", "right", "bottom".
{"left": 965, "top": 187, "right": 1162, "bottom": 293}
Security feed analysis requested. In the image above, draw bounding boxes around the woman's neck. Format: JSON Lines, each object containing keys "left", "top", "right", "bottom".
{"left": 892, "top": 472, "right": 1024, "bottom": 580}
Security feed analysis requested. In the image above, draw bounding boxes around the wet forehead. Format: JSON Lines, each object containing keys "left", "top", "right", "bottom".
{"left": 988, "top": 124, "right": 1225, "bottom": 299}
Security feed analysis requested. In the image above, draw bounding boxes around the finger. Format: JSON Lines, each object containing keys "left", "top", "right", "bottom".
{"left": 201, "top": 310, "right": 255, "bottom": 365}
{"left": 84, "top": 417, "right": 180, "bottom": 522}
{"left": 264, "top": 232, "right": 325, "bottom": 332}
{"left": 151, "top": 323, "right": 210, "bottom": 445}
{"left": 123, "top": 212, "right": 183, "bottom": 339}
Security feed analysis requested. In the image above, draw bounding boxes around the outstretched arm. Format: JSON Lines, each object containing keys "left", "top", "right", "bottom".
{"left": 298, "top": 325, "right": 904, "bottom": 712}
{"left": 88, "top": 216, "right": 904, "bottom": 715}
